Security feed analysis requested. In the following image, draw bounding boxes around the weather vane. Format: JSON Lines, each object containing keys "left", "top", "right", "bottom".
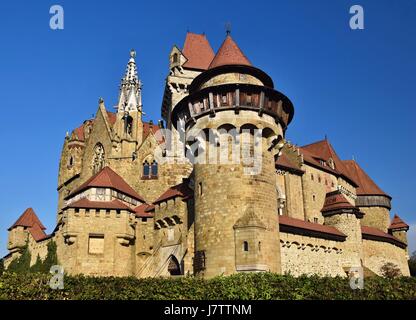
{"left": 225, "top": 22, "right": 231, "bottom": 35}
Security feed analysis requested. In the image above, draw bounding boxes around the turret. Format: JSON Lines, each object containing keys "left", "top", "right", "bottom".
{"left": 388, "top": 214, "right": 409, "bottom": 245}
{"left": 321, "top": 191, "right": 364, "bottom": 271}
{"left": 171, "top": 33, "right": 294, "bottom": 278}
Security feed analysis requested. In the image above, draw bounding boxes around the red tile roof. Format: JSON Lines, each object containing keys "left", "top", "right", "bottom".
{"left": 9, "top": 208, "right": 46, "bottom": 231}
{"left": 182, "top": 32, "right": 215, "bottom": 70}
{"left": 361, "top": 225, "right": 406, "bottom": 248}
{"left": 106, "top": 111, "right": 117, "bottom": 125}
{"left": 342, "top": 160, "right": 390, "bottom": 198}
{"left": 279, "top": 215, "right": 346, "bottom": 240}
{"left": 275, "top": 153, "right": 303, "bottom": 174}
{"left": 300, "top": 139, "right": 358, "bottom": 186}
{"left": 8, "top": 208, "right": 49, "bottom": 242}
{"left": 66, "top": 166, "right": 145, "bottom": 202}
{"left": 208, "top": 35, "right": 252, "bottom": 69}
{"left": 388, "top": 214, "right": 409, "bottom": 231}
{"left": 154, "top": 181, "right": 193, "bottom": 204}
{"left": 143, "top": 122, "right": 164, "bottom": 143}
{"left": 65, "top": 198, "right": 134, "bottom": 212}
{"left": 134, "top": 203, "right": 155, "bottom": 218}
{"left": 321, "top": 191, "right": 355, "bottom": 213}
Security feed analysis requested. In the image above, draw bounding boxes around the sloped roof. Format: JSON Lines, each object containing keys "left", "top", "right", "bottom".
{"left": 279, "top": 215, "right": 346, "bottom": 240}
{"left": 361, "top": 225, "right": 406, "bottom": 248}
{"left": 182, "top": 32, "right": 215, "bottom": 70}
{"left": 342, "top": 160, "right": 390, "bottom": 198}
{"left": 65, "top": 198, "right": 134, "bottom": 212}
{"left": 154, "top": 181, "right": 193, "bottom": 204}
{"left": 66, "top": 166, "right": 145, "bottom": 202}
{"left": 134, "top": 203, "right": 155, "bottom": 218}
{"left": 321, "top": 191, "right": 356, "bottom": 213}
{"left": 300, "top": 139, "right": 358, "bottom": 186}
{"left": 71, "top": 111, "right": 116, "bottom": 142}
{"left": 208, "top": 35, "right": 252, "bottom": 69}
{"left": 388, "top": 214, "right": 409, "bottom": 230}
{"left": 8, "top": 208, "right": 49, "bottom": 242}
{"left": 9, "top": 208, "right": 46, "bottom": 231}
{"left": 275, "top": 152, "right": 304, "bottom": 174}
{"left": 143, "top": 122, "right": 164, "bottom": 144}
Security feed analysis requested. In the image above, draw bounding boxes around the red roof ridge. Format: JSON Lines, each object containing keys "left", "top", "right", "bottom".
{"left": 208, "top": 35, "right": 252, "bottom": 69}
{"left": 279, "top": 215, "right": 346, "bottom": 239}
{"left": 65, "top": 166, "right": 145, "bottom": 202}
{"left": 9, "top": 207, "right": 46, "bottom": 231}
{"left": 361, "top": 225, "right": 406, "bottom": 248}
{"left": 182, "top": 32, "right": 215, "bottom": 70}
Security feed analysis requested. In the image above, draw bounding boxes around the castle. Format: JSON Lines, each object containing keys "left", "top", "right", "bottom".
{"left": 3, "top": 32, "right": 410, "bottom": 278}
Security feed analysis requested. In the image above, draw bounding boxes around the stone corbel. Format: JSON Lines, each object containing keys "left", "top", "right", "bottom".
{"left": 63, "top": 232, "right": 78, "bottom": 245}
{"left": 116, "top": 233, "right": 134, "bottom": 246}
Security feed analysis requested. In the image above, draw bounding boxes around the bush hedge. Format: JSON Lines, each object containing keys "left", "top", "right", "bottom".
{"left": 0, "top": 272, "right": 415, "bottom": 300}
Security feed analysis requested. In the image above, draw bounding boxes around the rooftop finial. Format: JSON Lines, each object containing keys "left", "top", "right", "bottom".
{"left": 130, "top": 49, "right": 136, "bottom": 59}
{"left": 225, "top": 22, "right": 231, "bottom": 35}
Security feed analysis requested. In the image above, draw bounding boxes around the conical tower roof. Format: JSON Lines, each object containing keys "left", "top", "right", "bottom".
{"left": 208, "top": 35, "right": 252, "bottom": 69}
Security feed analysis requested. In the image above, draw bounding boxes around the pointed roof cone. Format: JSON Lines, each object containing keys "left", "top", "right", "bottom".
{"left": 301, "top": 139, "right": 358, "bottom": 186}
{"left": 65, "top": 166, "right": 145, "bottom": 202}
{"left": 8, "top": 208, "right": 46, "bottom": 231}
{"left": 389, "top": 214, "right": 409, "bottom": 231}
{"left": 182, "top": 32, "right": 215, "bottom": 70}
{"left": 208, "top": 34, "right": 252, "bottom": 69}
{"left": 321, "top": 190, "right": 363, "bottom": 218}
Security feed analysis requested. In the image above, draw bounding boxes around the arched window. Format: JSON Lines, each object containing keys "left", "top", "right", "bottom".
{"left": 172, "top": 53, "right": 179, "bottom": 64}
{"left": 151, "top": 160, "right": 158, "bottom": 177}
{"left": 243, "top": 241, "right": 249, "bottom": 252}
{"left": 143, "top": 160, "right": 150, "bottom": 177}
{"left": 92, "top": 143, "right": 105, "bottom": 174}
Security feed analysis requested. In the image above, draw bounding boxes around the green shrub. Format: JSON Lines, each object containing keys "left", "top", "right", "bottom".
{"left": 6, "top": 241, "right": 59, "bottom": 274}
{"left": 409, "top": 251, "right": 416, "bottom": 277}
{"left": 0, "top": 259, "right": 4, "bottom": 276}
{"left": 0, "top": 272, "right": 415, "bottom": 300}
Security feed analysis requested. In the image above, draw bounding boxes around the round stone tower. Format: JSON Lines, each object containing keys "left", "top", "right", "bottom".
{"left": 171, "top": 34, "right": 294, "bottom": 278}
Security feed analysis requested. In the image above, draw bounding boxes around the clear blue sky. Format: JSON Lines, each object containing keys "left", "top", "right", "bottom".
{"left": 0, "top": 0, "right": 415, "bottom": 258}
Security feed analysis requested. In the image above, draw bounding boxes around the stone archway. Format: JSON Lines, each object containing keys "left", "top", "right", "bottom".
{"left": 168, "top": 255, "right": 182, "bottom": 276}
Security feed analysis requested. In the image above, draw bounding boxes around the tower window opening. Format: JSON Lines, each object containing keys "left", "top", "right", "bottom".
{"left": 198, "top": 182, "right": 203, "bottom": 196}
{"left": 258, "top": 241, "right": 261, "bottom": 252}
{"left": 314, "top": 217, "right": 318, "bottom": 223}
{"left": 311, "top": 174, "right": 314, "bottom": 181}
{"left": 221, "top": 93, "right": 227, "bottom": 105}
{"left": 312, "top": 194, "right": 316, "bottom": 202}
{"left": 243, "top": 241, "right": 249, "bottom": 252}
{"left": 143, "top": 160, "right": 150, "bottom": 177}
{"left": 68, "top": 156, "right": 74, "bottom": 168}
{"left": 318, "top": 175, "right": 321, "bottom": 183}
{"left": 172, "top": 53, "right": 179, "bottom": 64}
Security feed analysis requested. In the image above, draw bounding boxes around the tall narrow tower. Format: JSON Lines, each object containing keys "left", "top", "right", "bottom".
{"left": 114, "top": 49, "right": 144, "bottom": 157}
{"left": 171, "top": 34, "right": 294, "bottom": 278}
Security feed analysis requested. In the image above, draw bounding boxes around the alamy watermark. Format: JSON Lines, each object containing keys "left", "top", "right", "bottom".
{"left": 49, "top": 265, "right": 64, "bottom": 289}
{"left": 49, "top": 5, "right": 64, "bottom": 30}
{"left": 350, "top": 5, "right": 364, "bottom": 30}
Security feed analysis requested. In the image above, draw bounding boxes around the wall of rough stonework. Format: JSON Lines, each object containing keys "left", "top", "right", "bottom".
{"left": 193, "top": 111, "right": 282, "bottom": 278}
{"left": 58, "top": 208, "right": 136, "bottom": 276}
{"left": 362, "top": 239, "right": 410, "bottom": 276}
{"left": 301, "top": 165, "right": 338, "bottom": 224}
{"left": 281, "top": 172, "right": 305, "bottom": 220}
{"left": 324, "top": 213, "right": 363, "bottom": 269}
{"left": 359, "top": 206, "right": 390, "bottom": 232}
{"left": 280, "top": 232, "right": 345, "bottom": 277}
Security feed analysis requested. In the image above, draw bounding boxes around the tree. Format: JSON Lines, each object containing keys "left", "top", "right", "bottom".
{"left": 0, "top": 258, "right": 4, "bottom": 276}
{"left": 380, "top": 262, "right": 402, "bottom": 278}
{"left": 42, "top": 241, "right": 58, "bottom": 273}
{"left": 7, "top": 245, "right": 31, "bottom": 273}
{"left": 30, "top": 254, "right": 43, "bottom": 273}
{"left": 409, "top": 251, "right": 416, "bottom": 277}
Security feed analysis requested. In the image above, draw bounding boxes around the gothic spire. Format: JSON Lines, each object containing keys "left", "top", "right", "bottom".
{"left": 117, "top": 49, "right": 142, "bottom": 113}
